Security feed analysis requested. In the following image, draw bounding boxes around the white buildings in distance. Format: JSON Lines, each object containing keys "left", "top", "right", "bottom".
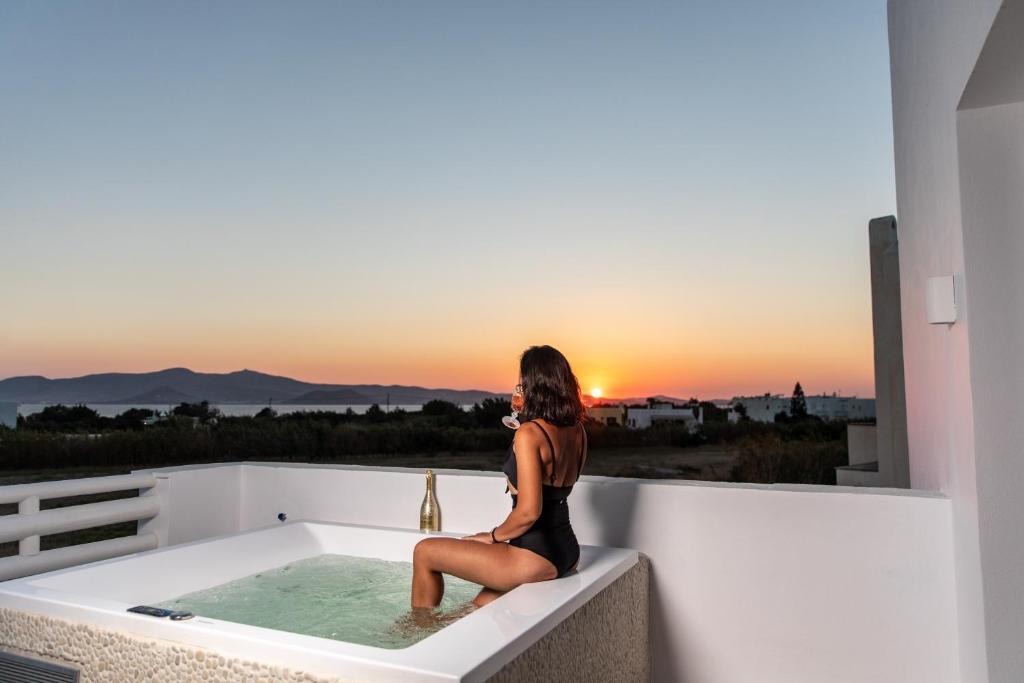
{"left": 587, "top": 393, "right": 876, "bottom": 429}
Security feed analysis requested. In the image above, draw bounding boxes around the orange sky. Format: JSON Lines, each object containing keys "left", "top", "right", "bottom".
{"left": 0, "top": 287, "right": 876, "bottom": 398}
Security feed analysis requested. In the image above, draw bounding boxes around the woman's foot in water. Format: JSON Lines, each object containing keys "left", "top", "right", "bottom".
{"left": 393, "top": 602, "right": 478, "bottom": 636}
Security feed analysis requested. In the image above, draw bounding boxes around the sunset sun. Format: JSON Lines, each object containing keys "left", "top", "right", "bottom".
{"left": 591, "top": 387, "right": 603, "bottom": 399}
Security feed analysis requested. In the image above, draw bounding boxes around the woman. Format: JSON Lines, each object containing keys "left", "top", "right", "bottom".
{"left": 411, "top": 345, "right": 589, "bottom": 610}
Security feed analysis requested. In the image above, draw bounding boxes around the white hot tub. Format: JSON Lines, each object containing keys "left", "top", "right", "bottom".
{"left": 0, "top": 520, "right": 639, "bottom": 682}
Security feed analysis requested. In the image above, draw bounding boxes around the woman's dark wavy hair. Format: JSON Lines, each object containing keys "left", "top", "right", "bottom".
{"left": 519, "top": 345, "right": 585, "bottom": 427}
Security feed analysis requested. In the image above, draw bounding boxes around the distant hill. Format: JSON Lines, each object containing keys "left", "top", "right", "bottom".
{"left": 0, "top": 368, "right": 505, "bottom": 406}
{"left": 592, "top": 394, "right": 691, "bottom": 406}
{"left": 115, "top": 386, "right": 201, "bottom": 404}
{"left": 326, "top": 385, "right": 504, "bottom": 405}
{"left": 286, "top": 389, "right": 373, "bottom": 405}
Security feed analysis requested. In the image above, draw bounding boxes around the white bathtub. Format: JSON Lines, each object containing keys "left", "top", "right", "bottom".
{"left": 0, "top": 520, "right": 638, "bottom": 682}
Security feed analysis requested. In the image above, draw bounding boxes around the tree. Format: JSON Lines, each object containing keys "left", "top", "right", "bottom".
{"left": 422, "top": 400, "right": 463, "bottom": 418}
{"left": 23, "top": 404, "right": 105, "bottom": 432}
{"left": 790, "top": 382, "right": 808, "bottom": 419}
{"left": 111, "top": 408, "right": 155, "bottom": 431}
{"left": 472, "top": 397, "right": 512, "bottom": 428}
{"left": 172, "top": 401, "right": 221, "bottom": 424}
{"left": 365, "top": 403, "right": 387, "bottom": 423}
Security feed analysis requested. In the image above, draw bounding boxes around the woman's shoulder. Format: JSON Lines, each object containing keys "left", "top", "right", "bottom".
{"left": 513, "top": 420, "right": 542, "bottom": 446}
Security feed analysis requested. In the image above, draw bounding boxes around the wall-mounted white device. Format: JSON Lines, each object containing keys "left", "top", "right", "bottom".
{"left": 926, "top": 275, "right": 957, "bottom": 324}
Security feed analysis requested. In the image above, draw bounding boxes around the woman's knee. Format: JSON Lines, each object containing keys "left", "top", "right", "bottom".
{"left": 413, "top": 537, "right": 446, "bottom": 566}
{"left": 472, "top": 587, "right": 505, "bottom": 607}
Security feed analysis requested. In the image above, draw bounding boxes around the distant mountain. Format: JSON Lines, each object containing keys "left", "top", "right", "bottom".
{"left": 115, "top": 386, "right": 201, "bottom": 404}
{"left": 286, "top": 389, "right": 373, "bottom": 405}
{"left": 0, "top": 368, "right": 506, "bottom": 406}
{"left": 592, "top": 394, "right": 691, "bottom": 406}
{"left": 327, "top": 385, "right": 504, "bottom": 405}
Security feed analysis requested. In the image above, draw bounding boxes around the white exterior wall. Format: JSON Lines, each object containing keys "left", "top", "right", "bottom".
{"left": 0, "top": 402, "right": 17, "bottom": 429}
{"left": 952, "top": 6, "right": 1024, "bottom": 675}
{"left": 586, "top": 405, "right": 626, "bottom": 426}
{"left": 957, "top": 98, "right": 1024, "bottom": 683}
{"left": 136, "top": 464, "right": 243, "bottom": 547}
{"left": 847, "top": 424, "right": 879, "bottom": 467}
{"left": 804, "top": 396, "right": 876, "bottom": 420}
{"left": 625, "top": 406, "right": 697, "bottom": 430}
{"left": 137, "top": 462, "right": 959, "bottom": 683}
{"left": 733, "top": 396, "right": 789, "bottom": 422}
{"left": 888, "top": 1, "right": 1015, "bottom": 680}
{"left": 734, "top": 395, "right": 875, "bottom": 423}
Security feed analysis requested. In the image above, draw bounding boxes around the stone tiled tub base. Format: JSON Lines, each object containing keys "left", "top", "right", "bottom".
{"left": 489, "top": 554, "right": 649, "bottom": 682}
{"left": 0, "top": 555, "right": 649, "bottom": 682}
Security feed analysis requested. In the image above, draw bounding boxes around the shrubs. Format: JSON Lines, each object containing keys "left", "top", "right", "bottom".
{"left": 0, "top": 415, "right": 513, "bottom": 470}
{"left": 1, "top": 405, "right": 850, "bottom": 486}
{"left": 728, "top": 432, "right": 848, "bottom": 485}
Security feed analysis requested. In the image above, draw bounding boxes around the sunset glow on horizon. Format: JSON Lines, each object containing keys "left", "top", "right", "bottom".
{"left": 0, "top": 2, "right": 892, "bottom": 400}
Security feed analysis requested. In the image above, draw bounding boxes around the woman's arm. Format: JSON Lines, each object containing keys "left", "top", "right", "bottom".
{"left": 489, "top": 424, "right": 544, "bottom": 542}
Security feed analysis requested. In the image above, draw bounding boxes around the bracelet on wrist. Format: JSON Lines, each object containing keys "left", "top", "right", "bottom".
{"left": 490, "top": 527, "right": 499, "bottom": 543}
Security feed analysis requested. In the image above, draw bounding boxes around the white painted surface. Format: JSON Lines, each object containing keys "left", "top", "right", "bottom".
{"left": 137, "top": 463, "right": 959, "bottom": 682}
{"left": 846, "top": 423, "right": 879, "bottom": 466}
{"left": 840, "top": 423, "right": 881, "bottom": 492}
{"left": 585, "top": 404, "right": 626, "bottom": 426}
{"left": 731, "top": 394, "right": 875, "bottom": 422}
{"left": 0, "top": 520, "right": 637, "bottom": 683}
{"left": 0, "top": 473, "right": 157, "bottom": 505}
{"left": 0, "top": 533, "right": 159, "bottom": 580}
{"left": 957, "top": 92, "right": 1024, "bottom": 680}
{"left": 0, "top": 496, "right": 159, "bottom": 544}
{"left": 0, "top": 473, "right": 161, "bottom": 580}
{"left": 926, "top": 275, "right": 958, "bottom": 324}
{"left": 138, "top": 464, "right": 241, "bottom": 547}
{"left": 625, "top": 405, "right": 697, "bottom": 430}
{"left": 888, "top": 0, "right": 1014, "bottom": 680}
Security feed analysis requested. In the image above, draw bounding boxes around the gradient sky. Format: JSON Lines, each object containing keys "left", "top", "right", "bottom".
{"left": 0, "top": 1, "right": 895, "bottom": 399}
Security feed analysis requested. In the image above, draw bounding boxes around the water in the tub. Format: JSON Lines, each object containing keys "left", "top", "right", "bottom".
{"left": 156, "top": 554, "right": 481, "bottom": 649}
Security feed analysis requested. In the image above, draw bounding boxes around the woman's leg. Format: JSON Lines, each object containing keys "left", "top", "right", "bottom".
{"left": 472, "top": 587, "right": 506, "bottom": 607}
{"left": 412, "top": 537, "right": 556, "bottom": 608}
{"left": 472, "top": 554, "right": 579, "bottom": 607}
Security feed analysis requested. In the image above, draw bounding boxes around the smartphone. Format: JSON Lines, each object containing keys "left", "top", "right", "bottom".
{"left": 127, "top": 605, "right": 175, "bottom": 618}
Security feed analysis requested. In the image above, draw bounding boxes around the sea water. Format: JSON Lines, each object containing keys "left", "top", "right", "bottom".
{"left": 157, "top": 554, "right": 482, "bottom": 649}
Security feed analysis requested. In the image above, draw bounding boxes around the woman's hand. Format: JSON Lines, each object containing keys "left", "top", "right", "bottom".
{"left": 461, "top": 532, "right": 494, "bottom": 544}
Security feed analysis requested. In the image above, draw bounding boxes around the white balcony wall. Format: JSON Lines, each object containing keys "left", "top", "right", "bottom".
{"left": 137, "top": 464, "right": 242, "bottom": 547}
{"left": 889, "top": 1, "right": 1021, "bottom": 680}
{"left": 138, "top": 462, "right": 959, "bottom": 683}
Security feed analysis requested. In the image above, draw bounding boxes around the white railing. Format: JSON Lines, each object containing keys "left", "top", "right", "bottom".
{"left": 0, "top": 473, "right": 160, "bottom": 581}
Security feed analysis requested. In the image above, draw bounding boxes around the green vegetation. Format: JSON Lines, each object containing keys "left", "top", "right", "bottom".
{"left": 0, "top": 399, "right": 852, "bottom": 486}
{"left": 0, "top": 400, "right": 855, "bottom": 557}
{"left": 789, "top": 381, "right": 808, "bottom": 419}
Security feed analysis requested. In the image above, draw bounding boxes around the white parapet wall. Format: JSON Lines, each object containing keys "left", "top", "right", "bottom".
{"left": 136, "top": 462, "right": 960, "bottom": 683}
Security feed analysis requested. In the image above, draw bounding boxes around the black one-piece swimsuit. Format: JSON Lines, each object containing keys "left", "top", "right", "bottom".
{"left": 501, "top": 419, "right": 586, "bottom": 578}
